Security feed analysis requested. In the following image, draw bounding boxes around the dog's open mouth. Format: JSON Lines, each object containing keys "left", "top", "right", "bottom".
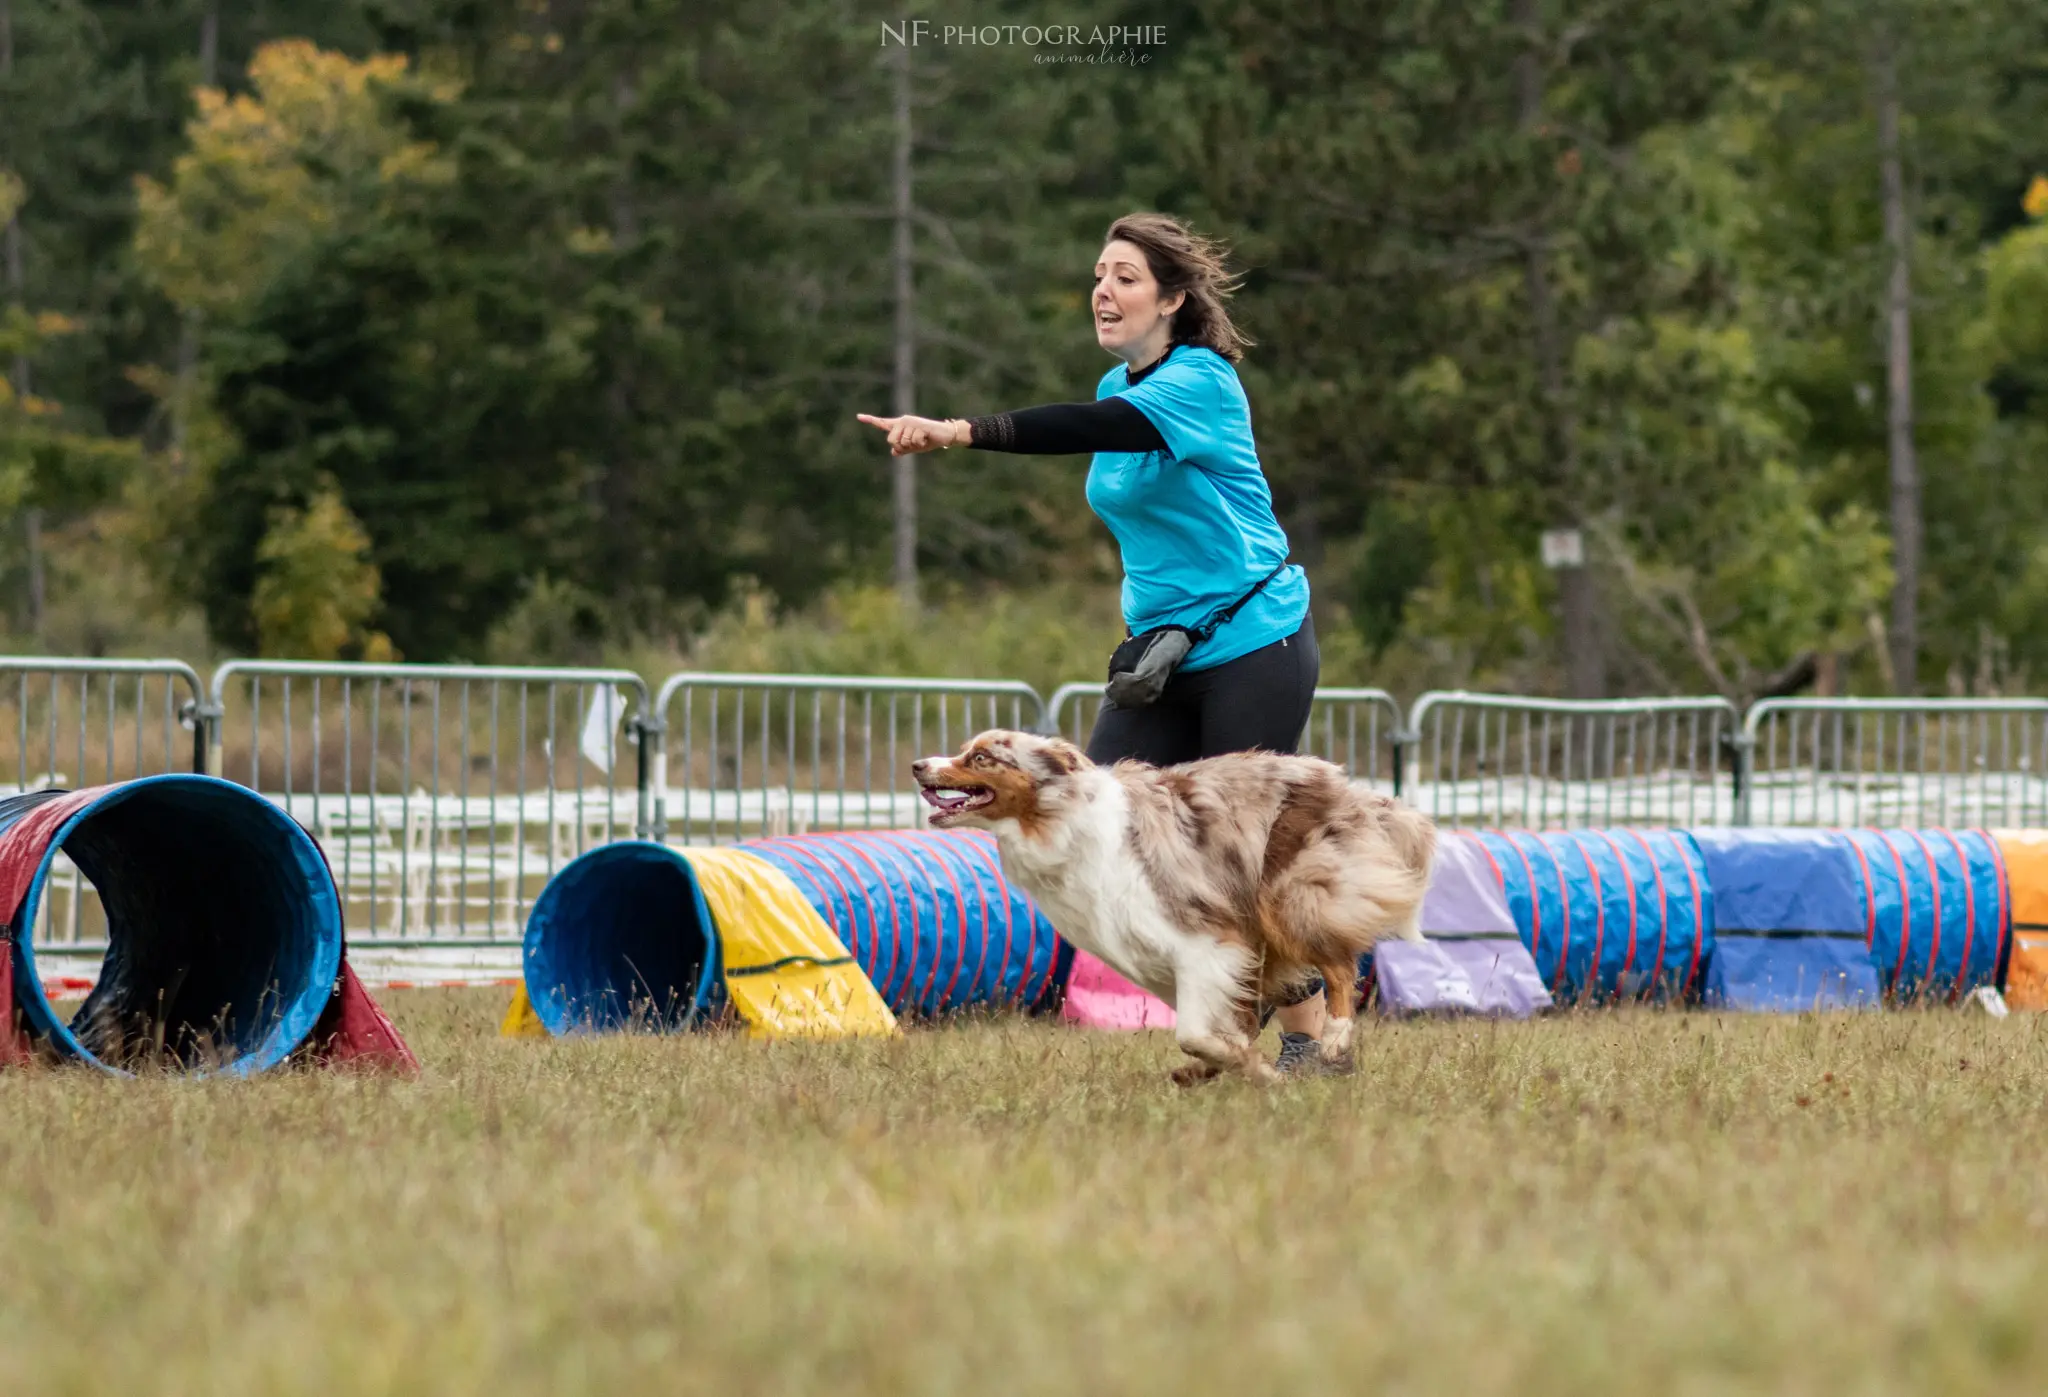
{"left": 917, "top": 784, "right": 994, "bottom": 818}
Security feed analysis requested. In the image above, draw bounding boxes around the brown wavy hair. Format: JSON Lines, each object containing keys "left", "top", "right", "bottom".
{"left": 1102, "top": 213, "right": 1252, "bottom": 363}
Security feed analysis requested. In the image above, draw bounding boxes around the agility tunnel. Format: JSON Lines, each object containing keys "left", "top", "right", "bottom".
{"left": 1689, "top": 828, "right": 2010, "bottom": 1009}
{"left": 0, "top": 776, "right": 413, "bottom": 1074}
{"left": 516, "top": 829, "right": 1067, "bottom": 1038}
{"left": 514, "top": 817, "right": 2048, "bottom": 1034}
{"left": 747, "top": 831, "right": 1066, "bottom": 1015}
{"left": 1059, "top": 949, "right": 1175, "bottom": 1030}
{"left": 1838, "top": 829, "right": 2007, "bottom": 1001}
{"left": 1462, "top": 826, "right": 2018, "bottom": 1010}
{"left": 1371, "top": 832, "right": 1554, "bottom": 1017}
{"left": 1691, "top": 828, "right": 1881, "bottom": 1010}
{"left": 1472, "top": 829, "right": 1713, "bottom": 1004}
{"left": 1997, "top": 831, "right": 2048, "bottom": 1009}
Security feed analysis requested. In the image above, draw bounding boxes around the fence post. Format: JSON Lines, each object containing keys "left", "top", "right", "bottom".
{"left": 634, "top": 709, "right": 665, "bottom": 842}
{"left": 1727, "top": 727, "right": 1754, "bottom": 827}
{"left": 196, "top": 697, "right": 225, "bottom": 777}
{"left": 1031, "top": 688, "right": 1063, "bottom": 738}
{"left": 1389, "top": 726, "right": 1414, "bottom": 799}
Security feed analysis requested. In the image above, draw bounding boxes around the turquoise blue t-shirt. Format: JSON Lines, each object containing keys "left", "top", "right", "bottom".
{"left": 1086, "top": 345, "right": 1310, "bottom": 671}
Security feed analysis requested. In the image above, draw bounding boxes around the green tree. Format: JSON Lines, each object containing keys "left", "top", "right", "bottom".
{"left": 1698, "top": 0, "right": 2047, "bottom": 693}
{"left": 131, "top": 39, "right": 468, "bottom": 654}
{"left": 0, "top": 307, "right": 139, "bottom": 558}
{"left": 163, "top": 2, "right": 1149, "bottom": 656}
{"left": 250, "top": 485, "right": 392, "bottom": 659}
{"left": 1149, "top": 0, "right": 1759, "bottom": 693}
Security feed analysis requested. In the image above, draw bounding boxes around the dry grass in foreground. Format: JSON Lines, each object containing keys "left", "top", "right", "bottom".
{"left": 3, "top": 993, "right": 2048, "bottom": 1395}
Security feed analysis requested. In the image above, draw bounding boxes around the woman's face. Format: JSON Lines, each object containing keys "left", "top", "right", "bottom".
{"left": 1093, "top": 239, "right": 1183, "bottom": 357}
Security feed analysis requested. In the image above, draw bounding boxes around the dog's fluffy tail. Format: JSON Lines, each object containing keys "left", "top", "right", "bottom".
{"left": 1386, "top": 803, "right": 1438, "bottom": 942}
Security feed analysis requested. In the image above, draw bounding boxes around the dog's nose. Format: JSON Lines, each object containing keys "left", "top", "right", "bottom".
{"left": 911, "top": 758, "right": 930, "bottom": 776}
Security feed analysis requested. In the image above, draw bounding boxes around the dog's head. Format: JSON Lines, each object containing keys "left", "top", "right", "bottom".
{"left": 911, "top": 729, "right": 1091, "bottom": 832}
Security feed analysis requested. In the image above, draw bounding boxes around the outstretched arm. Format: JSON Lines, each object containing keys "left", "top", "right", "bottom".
{"left": 857, "top": 398, "right": 1166, "bottom": 456}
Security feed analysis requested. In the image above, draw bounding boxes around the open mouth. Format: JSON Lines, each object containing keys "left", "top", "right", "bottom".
{"left": 917, "top": 784, "right": 995, "bottom": 818}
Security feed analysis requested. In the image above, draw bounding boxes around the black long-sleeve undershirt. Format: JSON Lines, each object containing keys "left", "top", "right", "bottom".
{"left": 966, "top": 397, "right": 1167, "bottom": 455}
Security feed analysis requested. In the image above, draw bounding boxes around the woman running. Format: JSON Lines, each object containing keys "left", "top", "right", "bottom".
{"left": 858, "top": 212, "right": 1332, "bottom": 1074}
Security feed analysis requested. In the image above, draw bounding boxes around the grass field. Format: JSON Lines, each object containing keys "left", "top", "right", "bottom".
{"left": 4, "top": 993, "right": 2048, "bottom": 1395}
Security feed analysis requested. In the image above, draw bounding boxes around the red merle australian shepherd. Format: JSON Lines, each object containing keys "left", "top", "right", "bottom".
{"left": 912, "top": 730, "right": 1436, "bottom": 1085}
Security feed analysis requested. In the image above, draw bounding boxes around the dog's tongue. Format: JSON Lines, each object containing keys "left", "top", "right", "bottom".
{"left": 919, "top": 787, "right": 970, "bottom": 809}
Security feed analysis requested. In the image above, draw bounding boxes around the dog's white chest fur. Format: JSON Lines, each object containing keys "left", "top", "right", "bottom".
{"left": 989, "top": 773, "right": 1188, "bottom": 1000}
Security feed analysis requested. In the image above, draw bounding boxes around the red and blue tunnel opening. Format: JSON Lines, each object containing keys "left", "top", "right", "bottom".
{"left": 3, "top": 776, "right": 344, "bottom": 1075}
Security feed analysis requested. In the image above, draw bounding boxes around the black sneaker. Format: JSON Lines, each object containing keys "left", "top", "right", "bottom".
{"left": 1274, "top": 1031, "right": 1327, "bottom": 1078}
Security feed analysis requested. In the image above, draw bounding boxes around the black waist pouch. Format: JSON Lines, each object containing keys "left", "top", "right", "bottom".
{"left": 1104, "top": 563, "right": 1287, "bottom": 709}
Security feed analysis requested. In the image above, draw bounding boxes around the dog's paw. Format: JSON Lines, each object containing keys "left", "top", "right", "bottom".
{"left": 1317, "top": 1048, "right": 1357, "bottom": 1076}
{"left": 1170, "top": 1062, "right": 1222, "bottom": 1088}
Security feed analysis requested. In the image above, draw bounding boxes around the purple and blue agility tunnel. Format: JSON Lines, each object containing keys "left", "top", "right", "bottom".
{"left": 1471, "top": 829, "right": 1713, "bottom": 1003}
{"left": 1691, "top": 828, "right": 1883, "bottom": 1010}
{"left": 0, "top": 777, "right": 344, "bottom": 1074}
{"left": 1369, "top": 832, "right": 1553, "bottom": 1017}
{"left": 1839, "top": 829, "right": 2008, "bottom": 1001}
{"left": 1690, "top": 828, "right": 2009, "bottom": 1010}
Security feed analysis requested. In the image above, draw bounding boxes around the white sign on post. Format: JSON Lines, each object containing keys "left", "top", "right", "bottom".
{"left": 1540, "top": 528, "right": 1585, "bottom": 569}
{"left": 580, "top": 683, "right": 626, "bottom": 773}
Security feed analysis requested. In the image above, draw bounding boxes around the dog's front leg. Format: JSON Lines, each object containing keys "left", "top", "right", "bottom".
{"left": 1171, "top": 943, "right": 1275, "bottom": 1085}
{"left": 1316, "top": 959, "right": 1361, "bottom": 1074}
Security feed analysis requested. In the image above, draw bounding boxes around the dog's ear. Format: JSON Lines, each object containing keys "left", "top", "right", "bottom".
{"left": 1038, "top": 738, "right": 1087, "bottom": 777}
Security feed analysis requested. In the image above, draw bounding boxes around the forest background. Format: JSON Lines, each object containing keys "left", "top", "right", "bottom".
{"left": 2, "top": 0, "right": 2046, "bottom": 704}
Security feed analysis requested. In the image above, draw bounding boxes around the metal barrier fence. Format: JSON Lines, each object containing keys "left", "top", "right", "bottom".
{"left": 14, "top": 650, "right": 2048, "bottom": 948}
{"left": 0, "top": 657, "right": 208, "bottom": 949}
{"left": 1045, "top": 682, "right": 1406, "bottom": 790}
{"left": 207, "top": 661, "right": 654, "bottom": 944}
{"left": 1740, "top": 697, "right": 2048, "bottom": 828}
{"left": 1401, "top": 692, "right": 1742, "bottom": 829}
{"left": 651, "top": 673, "right": 1045, "bottom": 843}
{"left": 1043, "top": 683, "right": 1101, "bottom": 747}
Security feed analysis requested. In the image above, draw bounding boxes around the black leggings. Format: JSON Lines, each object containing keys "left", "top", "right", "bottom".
{"left": 1085, "top": 614, "right": 1320, "bottom": 768}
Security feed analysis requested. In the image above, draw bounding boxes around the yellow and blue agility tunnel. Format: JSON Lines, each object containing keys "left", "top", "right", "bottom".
{"left": 743, "top": 831, "right": 1066, "bottom": 1014}
{"left": 522, "top": 839, "right": 908, "bottom": 1038}
{"left": 0, "top": 777, "right": 346, "bottom": 1074}
{"left": 519, "top": 830, "right": 1067, "bottom": 1037}
{"left": 521, "top": 842, "right": 723, "bottom": 1033}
